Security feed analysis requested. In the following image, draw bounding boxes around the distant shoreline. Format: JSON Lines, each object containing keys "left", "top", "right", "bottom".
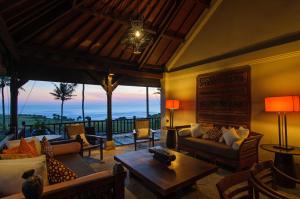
{"left": 0, "top": 112, "right": 161, "bottom": 127}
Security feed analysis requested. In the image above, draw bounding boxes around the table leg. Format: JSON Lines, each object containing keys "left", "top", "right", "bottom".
{"left": 166, "top": 129, "right": 176, "bottom": 149}
{"left": 274, "top": 152, "right": 296, "bottom": 188}
{"left": 99, "top": 138, "right": 104, "bottom": 163}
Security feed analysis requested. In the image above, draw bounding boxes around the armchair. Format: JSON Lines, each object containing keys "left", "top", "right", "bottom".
{"left": 65, "top": 124, "right": 104, "bottom": 161}
{"left": 216, "top": 171, "right": 253, "bottom": 199}
{"left": 250, "top": 160, "right": 300, "bottom": 199}
{"left": 133, "top": 118, "right": 155, "bottom": 151}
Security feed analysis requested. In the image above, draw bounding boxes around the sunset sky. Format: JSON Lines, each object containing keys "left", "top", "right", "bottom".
{"left": 2, "top": 81, "right": 161, "bottom": 118}
{"left": 17, "top": 81, "right": 160, "bottom": 104}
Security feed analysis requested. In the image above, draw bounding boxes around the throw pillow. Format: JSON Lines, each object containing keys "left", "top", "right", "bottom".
{"left": 222, "top": 127, "right": 241, "bottom": 146}
{"left": 0, "top": 155, "right": 48, "bottom": 196}
{"left": 232, "top": 139, "right": 244, "bottom": 150}
{"left": 177, "top": 128, "right": 191, "bottom": 137}
{"left": 0, "top": 154, "right": 32, "bottom": 160}
{"left": 40, "top": 136, "right": 54, "bottom": 158}
{"left": 70, "top": 133, "right": 90, "bottom": 146}
{"left": 67, "top": 124, "right": 90, "bottom": 146}
{"left": 136, "top": 128, "right": 149, "bottom": 138}
{"left": 205, "top": 127, "right": 222, "bottom": 141}
{"left": 218, "top": 127, "right": 227, "bottom": 143}
{"left": 3, "top": 146, "right": 19, "bottom": 154}
{"left": 19, "top": 138, "right": 39, "bottom": 157}
{"left": 190, "top": 123, "right": 208, "bottom": 138}
{"left": 6, "top": 137, "right": 42, "bottom": 155}
{"left": 236, "top": 126, "right": 250, "bottom": 139}
{"left": 47, "top": 157, "right": 77, "bottom": 185}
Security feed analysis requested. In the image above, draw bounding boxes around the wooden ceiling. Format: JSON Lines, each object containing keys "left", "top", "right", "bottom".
{"left": 0, "top": 0, "right": 210, "bottom": 87}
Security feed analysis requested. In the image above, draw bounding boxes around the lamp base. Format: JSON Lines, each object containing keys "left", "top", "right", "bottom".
{"left": 273, "top": 145, "right": 294, "bottom": 151}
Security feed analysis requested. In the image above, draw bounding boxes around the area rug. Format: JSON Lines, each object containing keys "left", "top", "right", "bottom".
{"left": 84, "top": 144, "right": 230, "bottom": 199}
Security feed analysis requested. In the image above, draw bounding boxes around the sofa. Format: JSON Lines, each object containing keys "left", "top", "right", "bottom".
{"left": 0, "top": 139, "right": 126, "bottom": 199}
{"left": 176, "top": 125, "right": 263, "bottom": 170}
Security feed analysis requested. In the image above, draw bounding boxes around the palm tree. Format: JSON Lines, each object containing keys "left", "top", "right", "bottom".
{"left": 82, "top": 84, "right": 85, "bottom": 122}
{"left": 0, "top": 76, "right": 10, "bottom": 130}
{"left": 153, "top": 88, "right": 161, "bottom": 95}
{"left": 50, "top": 83, "right": 77, "bottom": 126}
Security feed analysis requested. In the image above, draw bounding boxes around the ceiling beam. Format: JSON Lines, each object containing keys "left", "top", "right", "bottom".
{"left": 79, "top": 7, "right": 185, "bottom": 42}
{"left": 9, "top": 0, "right": 67, "bottom": 34}
{"left": 0, "top": 16, "right": 19, "bottom": 61}
{"left": 19, "top": 45, "right": 138, "bottom": 68}
{"left": 19, "top": 48, "right": 163, "bottom": 80}
{"left": 17, "top": 1, "right": 85, "bottom": 45}
{"left": 139, "top": 0, "right": 184, "bottom": 69}
{"left": 20, "top": 44, "right": 163, "bottom": 72}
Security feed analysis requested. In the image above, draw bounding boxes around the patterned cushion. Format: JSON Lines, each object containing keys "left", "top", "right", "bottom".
{"left": 40, "top": 136, "right": 54, "bottom": 158}
{"left": 47, "top": 157, "right": 77, "bottom": 184}
{"left": 205, "top": 127, "right": 222, "bottom": 141}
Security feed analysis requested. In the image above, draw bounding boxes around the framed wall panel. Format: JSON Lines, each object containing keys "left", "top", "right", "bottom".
{"left": 196, "top": 66, "right": 251, "bottom": 128}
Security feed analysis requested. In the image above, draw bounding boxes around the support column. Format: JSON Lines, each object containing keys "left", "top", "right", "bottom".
{"left": 146, "top": 87, "right": 149, "bottom": 117}
{"left": 10, "top": 74, "right": 18, "bottom": 138}
{"left": 101, "top": 74, "right": 119, "bottom": 150}
{"left": 106, "top": 74, "right": 113, "bottom": 142}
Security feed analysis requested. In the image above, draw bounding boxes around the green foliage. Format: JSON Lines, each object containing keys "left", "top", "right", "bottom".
{"left": 49, "top": 82, "right": 77, "bottom": 127}
{"left": 32, "top": 119, "right": 47, "bottom": 135}
{"left": 0, "top": 76, "right": 10, "bottom": 88}
{"left": 50, "top": 83, "right": 77, "bottom": 102}
{"left": 153, "top": 88, "right": 161, "bottom": 95}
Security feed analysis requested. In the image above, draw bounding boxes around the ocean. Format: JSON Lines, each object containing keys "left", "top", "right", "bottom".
{"left": 17, "top": 103, "right": 160, "bottom": 120}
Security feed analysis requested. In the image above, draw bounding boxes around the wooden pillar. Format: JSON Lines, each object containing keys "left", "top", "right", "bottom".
{"left": 146, "top": 87, "right": 149, "bottom": 118}
{"left": 98, "top": 73, "right": 119, "bottom": 150}
{"left": 106, "top": 74, "right": 113, "bottom": 141}
{"left": 10, "top": 74, "right": 18, "bottom": 138}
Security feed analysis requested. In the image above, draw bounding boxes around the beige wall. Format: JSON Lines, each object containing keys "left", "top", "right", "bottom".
{"left": 164, "top": 0, "right": 300, "bottom": 162}
{"left": 168, "top": 0, "right": 300, "bottom": 69}
{"left": 165, "top": 52, "right": 300, "bottom": 162}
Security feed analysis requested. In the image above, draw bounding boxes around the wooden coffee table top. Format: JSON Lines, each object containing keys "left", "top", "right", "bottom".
{"left": 114, "top": 147, "right": 218, "bottom": 196}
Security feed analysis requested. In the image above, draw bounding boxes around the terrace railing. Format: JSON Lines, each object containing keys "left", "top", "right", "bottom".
{"left": 22, "top": 116, "right": 161, "bottom": 137}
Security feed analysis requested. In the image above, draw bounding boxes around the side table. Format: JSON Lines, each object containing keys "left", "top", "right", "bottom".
{"left": 166, "top": 128, "right": 176, "bottom": 149}
{"left": 260, "top": 144, "right": 300, "bottom": 188}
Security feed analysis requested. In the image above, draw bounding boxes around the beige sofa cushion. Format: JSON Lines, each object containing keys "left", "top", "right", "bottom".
{"left": 0, "top": 155, "right": 48, "bottom": 196}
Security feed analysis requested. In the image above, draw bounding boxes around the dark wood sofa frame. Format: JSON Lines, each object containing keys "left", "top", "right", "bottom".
{"left": 1, "top": 139, "right": 126, "bottom": 199}
{"left": 175, "top": 125, "right": 263, "bottom": 170}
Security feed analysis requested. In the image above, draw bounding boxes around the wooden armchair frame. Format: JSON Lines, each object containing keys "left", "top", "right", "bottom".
{"left": 250, "top": 160, "right": 300, "bottom": 199}
{"left": 216, "top": 171, "right": 253, "bottom": 199}
{"left": 133, "top": 118, "right": 155, "bottom": 151}
{"left": 65, "top": 125, "right": 104, "bottom": 161}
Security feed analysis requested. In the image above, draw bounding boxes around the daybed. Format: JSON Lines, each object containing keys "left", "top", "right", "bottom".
{"left": 0, "top": 139, "right": 126, "bottom": 199}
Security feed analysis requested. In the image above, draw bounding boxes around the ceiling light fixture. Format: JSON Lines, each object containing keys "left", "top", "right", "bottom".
{"left": 122, "top": 0, "right": 152, "bottom": 54}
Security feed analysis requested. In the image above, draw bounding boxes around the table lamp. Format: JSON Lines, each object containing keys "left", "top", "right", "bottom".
{"left": 166, "top": 99, "right": 180, "bottom": 128}
{"left": 265, "top": 96, "right": 300, "bottom": 150}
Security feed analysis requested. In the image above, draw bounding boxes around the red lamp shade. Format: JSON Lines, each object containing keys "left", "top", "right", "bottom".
{"left": 166, "top": 100, "right": 180, "bottom": 110}
{"left": 265, "top": 96, "right": 300, "bottom": 112}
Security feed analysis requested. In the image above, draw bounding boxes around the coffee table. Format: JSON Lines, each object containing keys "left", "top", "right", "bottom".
{"left": 114, "top": 147, "right": 218, "bottom": 198}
